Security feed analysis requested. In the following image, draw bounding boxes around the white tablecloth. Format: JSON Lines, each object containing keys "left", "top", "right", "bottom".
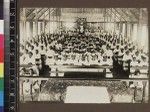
{"left": 65, "top": 86, "right": 110, "bottom": 103}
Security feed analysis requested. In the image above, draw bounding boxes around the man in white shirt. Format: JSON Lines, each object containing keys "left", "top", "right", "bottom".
{"left": 123, "top": 50, "right": 132, "bottom": 62}
{"left": 140, "top": 56, "right": 148, "bottom": 67}
{"left": 24, "top": 52, "right": 35, "bottom": 65}
{"left": 122, "top": 50, "right": 132, "bottom": 78}
{"left": 40, "top": 45, "right": 46, "bottom": 55}
{"left": 106, "top": 46, "right": 113, "bottom": 59}
{"left": 23, "top": 79, "right": 32, "bottom": 101}
{"left": 32, "top": 80, "right": 41, "bottom": 101}
{"left": 131, "top": 56, "right": 139, "bottom": 67}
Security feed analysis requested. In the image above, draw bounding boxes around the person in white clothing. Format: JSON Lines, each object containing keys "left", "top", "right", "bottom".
{"left": 22, "top": 79, "right": 32, "bottom": 101}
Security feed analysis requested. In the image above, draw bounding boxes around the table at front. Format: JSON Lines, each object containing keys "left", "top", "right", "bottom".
{"left": 65, "top": 86, "right": 111, "bottom": 103}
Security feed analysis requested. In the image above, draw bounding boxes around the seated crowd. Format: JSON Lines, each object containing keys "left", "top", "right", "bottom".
{"left": 20, "top": 28, "right": 149, "bottom": 77}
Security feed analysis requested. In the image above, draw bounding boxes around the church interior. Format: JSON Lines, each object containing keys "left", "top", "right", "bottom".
{"left": 19, "top": 8, "right": 149, "bottom": 103}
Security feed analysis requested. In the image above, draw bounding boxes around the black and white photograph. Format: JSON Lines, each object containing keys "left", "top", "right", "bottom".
{"left": 19, "top": 78, "right": 149, "bottom": 103}
{"left": 19, "top": 8, "right": 149, "bottom": 103}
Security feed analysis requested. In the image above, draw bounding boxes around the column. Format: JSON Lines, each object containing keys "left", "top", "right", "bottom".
{"left": 122, "top": 23, "right": 126, "bottom": 37}
{"left": 29, "top": 21, "right": 33, "bottom": 38}
{"left": 126, "top": 23, "right": 131, "bottom": 38}
{"left": 26, "top": 21, "right": 30, "bottom": 40}
{"left": 38, "top": 22, "right": 41, "bottom": 35}
{"left": 132, "top": 23, "right": 138, "bottom": 43}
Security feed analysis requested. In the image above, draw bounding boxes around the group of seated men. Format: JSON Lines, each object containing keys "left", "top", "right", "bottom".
{"left": 20, "top": 29, "right": 149, "bottom": 77}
